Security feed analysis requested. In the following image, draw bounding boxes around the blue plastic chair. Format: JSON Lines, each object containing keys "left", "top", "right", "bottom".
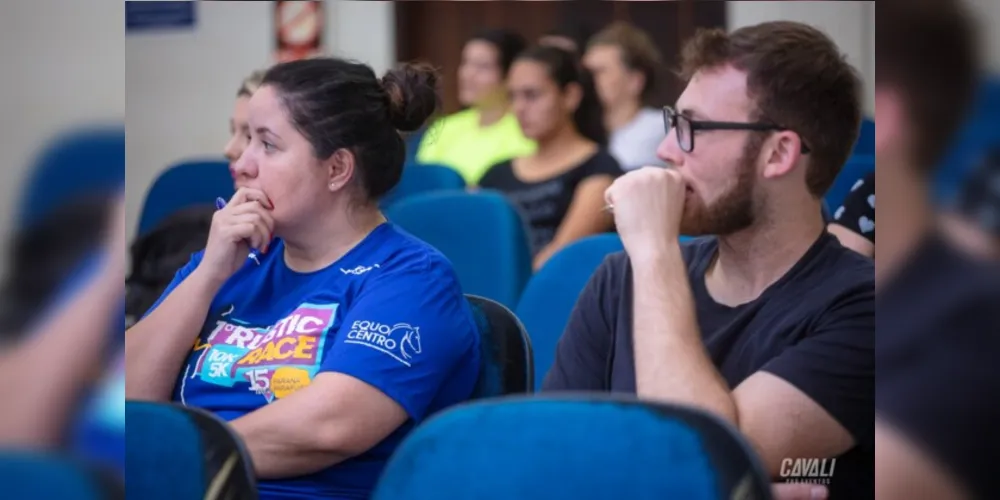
{"left": 18, "top": 125, "right": 124, "bottom": 230}
{"left": 138, "top": 160, "right": 233, "bottom": 235}
{"left": 466, "top": 294, "right": 534, "bottom": 397}
{"left": 126, "top": 401, "right": 257, "bottom": 500}
{"left": 385, "top": 190, "right": 533, "bottom": 309}
{"left": 826, "top": 155, "right": 875, "bottom": 212}
{"left": 935, "top": 77, "right": 1000, "bottom": 202}
{"left": 516, "top": 234, "right": 623, "bottom": 389}
{"left": 0, "top": 452, "right": 124, "bottom": 500}
{"left": 372, "top": 395, "right": 773, "bottom": 500}
{"left": 853, "top": 118, "right": 875, "bottom": 156}
{"left": 381, "top": 163, "right": 466, "bottom": 208}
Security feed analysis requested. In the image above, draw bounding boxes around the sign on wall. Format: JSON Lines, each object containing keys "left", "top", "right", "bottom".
{"left": 126, "top": 1, "right": 196, "bottom": 33}
{"left": 274, "top": 1, "right": 324, "bottom": 62}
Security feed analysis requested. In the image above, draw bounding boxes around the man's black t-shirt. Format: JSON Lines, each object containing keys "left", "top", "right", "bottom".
{"left": 479, "top": 150, "right": 622, "bottom": 255}
{"left": 543, "top": 233, "right": 875, "bottom": 499}
{"left": 876, "top": 236, "right": 1000, "bottom": 499}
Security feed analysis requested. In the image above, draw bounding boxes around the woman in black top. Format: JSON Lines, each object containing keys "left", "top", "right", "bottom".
{"left": 480, "top": 46, "right": 623, "bottom": 270}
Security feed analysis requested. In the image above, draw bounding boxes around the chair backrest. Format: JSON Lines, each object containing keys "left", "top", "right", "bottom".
{"left": 381, "top": 163, "right": 466, "bottom": 208}
{"left": 372, "top": 395, "right": 773, "bottom": 500}
{"left": 385, "top": 190, "right": 533, "bottom": 309}
{"left": 935, "top": 77, "right": 1000, "bottom": 202}
{"left": 466, "top": 294, "right": 534, "bottom": 397}
{"left": 825, "top": 155, "right": 875, "bottom": 211}
{"left": 516, "top": 234, "right": 623, "bottom": 389}
{"left": 0, "top": 452, "right": 124, "bottom": 500}
{"left": 138, "top": 160, "right": 234, "bottom": 235}
{"left": 126, "top": 401, "right": 257, "bottom": 500}
{"left": 18, "top": 125, "right": 124, "bottom": 230}
{"left": 853, "top": 118, "right": 875, "bottom": 156}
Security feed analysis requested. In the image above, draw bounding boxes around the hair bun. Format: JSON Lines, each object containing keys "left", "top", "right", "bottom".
{"left": 380, "top": 63, "right": 441, "bottom": 133}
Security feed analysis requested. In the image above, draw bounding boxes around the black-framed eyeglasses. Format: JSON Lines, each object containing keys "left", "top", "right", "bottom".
{"left": 663, "top": 106, "right": 811, "bottom": 154}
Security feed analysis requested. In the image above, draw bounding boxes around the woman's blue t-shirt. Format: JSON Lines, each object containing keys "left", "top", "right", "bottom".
{"left": 147, "top": 223, "right": 481, "bottom": 499}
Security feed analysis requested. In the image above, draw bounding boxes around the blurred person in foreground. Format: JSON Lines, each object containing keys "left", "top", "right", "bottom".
{"left": 584, "top": 22, "right": 667, "bottom": 170}
{"left": 0, "top": 193, "right": 124, "bottom": 467}
{"left": 415, "top": 29, "right": 535, "bottom": 185}
{"left": 544, "top": 22, "right": 873, "bottom": 499}
{"left": 940, "top": 148, "right": 1000, "bottom": 260}
{"left": 125, "top": 58, "right": 480, "bottom": 499}
{"left": 0, "top": 197, "right": 113, "bottom": 340}
{"left": 828, "top": 171, "right": 875, "bottom": 257}
{"left": 874, "top": 1, "right": 1000, "bottom": 498}
{"left": 480, "top": 45, "right": 621, "bottom": 270}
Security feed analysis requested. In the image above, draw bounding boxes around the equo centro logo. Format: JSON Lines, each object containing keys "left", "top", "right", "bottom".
{"left": 779, "top": 458, "right": 836, "bottom": 485}
{"left": 343, "top": 320, "right": 422, "bottom": 367}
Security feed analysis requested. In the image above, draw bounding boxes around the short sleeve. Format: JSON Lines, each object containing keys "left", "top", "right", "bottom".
{"left": 541, "top": 254, "right": 622, "bottom": 391}
{"left": 477, "top": 161, "right": 511, "bottom": 191}
{"left": 140, "top": 251, "right": 203, "bottom": 319}
{"left": 761, "top": 286, "right": 875, "bottom": 444}
{"left": 833, "top": 172, "right": 875, "bottom": 243}
{"left": 583, "top": 151, "right": 625, "bottom": 179}
{"left": 321, "top": 262, "right": 478, "bottom": 421}
{"left": 877, "top": 298, "right": 1000, "bottom": 499}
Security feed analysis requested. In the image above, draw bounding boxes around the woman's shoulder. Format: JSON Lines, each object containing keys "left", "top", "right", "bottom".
{"left": 478, "top": 159, "right": 517, "bottom": 188}
{"left": 579, "top": 148, "right": 624, "bottom": 176}
{"left": 375, "top": 224, "right": 462, "bottom": 282}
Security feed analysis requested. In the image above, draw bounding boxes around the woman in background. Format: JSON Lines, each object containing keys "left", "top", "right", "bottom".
{"left": 225, "top": 69, "right": 266, "bottom": 168}
{"left": 415, "top": 29, "right": 536, "bottom": 185}
{"left": 126, "top": 58, "right": 481, "bottom": 500}
{"left": 480, "top": 46, "right": 622, "bottom": 270}
{"left": 828, "top": 171, "right": 875, "bottom": 258}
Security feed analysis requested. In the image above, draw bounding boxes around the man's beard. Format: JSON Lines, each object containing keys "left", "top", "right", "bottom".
{"left": 679, "top": 137, "right": 763, "bottom": 237}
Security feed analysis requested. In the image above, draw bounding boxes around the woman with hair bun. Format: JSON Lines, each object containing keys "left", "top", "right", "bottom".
{"left": 125, "top": 58, "right": 481, "bottom": 499}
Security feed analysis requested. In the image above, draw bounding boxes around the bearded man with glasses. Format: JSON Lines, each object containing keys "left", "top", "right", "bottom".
{"left": 543, "top": 21, "right": 874, "bottom": 500}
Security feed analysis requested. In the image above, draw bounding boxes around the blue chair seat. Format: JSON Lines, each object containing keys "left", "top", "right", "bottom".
{"left": 381, "top": 163, "right": 466, "bottom": 208}
{"left": 385, "top": 190, "right": 532, "bottom": 309}
{"left": 126, "top": 401, "right": 257, "bottom": 500}
{"left": 372, "top": 395, "right": 773, "bottom": 500}
{"left": 467, "top": 294, "right": 534, "bottom": 397}
{"left": 516, "top": 234, "right": 623, "bottom": 389}
{"left": 18, "top": 125, "right": 124, "bottom": 230}
{"left": 138, "top": 160, "right": 233, "bottom": 235}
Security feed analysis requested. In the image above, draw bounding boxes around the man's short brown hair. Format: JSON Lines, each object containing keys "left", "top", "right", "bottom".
{"left": 679, "top": 22, "right": 862, "bottom": 198}
{"left": 588, "top": 22, "right": 663, "bottom": 102}
{"left": 877, "top": 0, "right": 979, "bottom": 172}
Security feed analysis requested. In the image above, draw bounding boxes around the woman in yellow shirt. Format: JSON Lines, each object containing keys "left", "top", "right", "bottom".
{"left": 416, "top": 29, "right": 536, "bottom": 185}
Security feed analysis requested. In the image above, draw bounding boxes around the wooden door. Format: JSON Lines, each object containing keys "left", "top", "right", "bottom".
{"left": 395, "top": 0, "right": 726, "bottom": 113}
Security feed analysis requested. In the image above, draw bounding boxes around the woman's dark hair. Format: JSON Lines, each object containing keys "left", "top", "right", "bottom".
{"left": 468, "top": 29, "right": 528, "bottom": 77}
{"left": 261, "top": 58, "right": 441, "bottom": 201}
{"left": 517, "top": 45, "right": 607, "bottom": 145}
{"left": 0, "top": 196, "right": 112, "bottom": 337}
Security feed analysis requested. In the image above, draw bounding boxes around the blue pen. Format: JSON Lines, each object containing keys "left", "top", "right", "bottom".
{"left": 216, "top": 197, "right": 262, "bottom": 265}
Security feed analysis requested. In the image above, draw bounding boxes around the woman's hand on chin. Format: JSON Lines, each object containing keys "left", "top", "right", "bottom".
{"left": 200, "top": 187, "right": 275, "bottom": 283}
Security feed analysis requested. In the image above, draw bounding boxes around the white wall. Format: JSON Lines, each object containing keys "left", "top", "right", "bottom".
{"left": 125, "top": 0, "right": 395, "bottom": 242}
{"left": 967, "top": 0, "right": 1000, "bottom": 73}
{"left": 0, "top": 0, "right": 125, "bottom": 272}
{"left": 865, "top": 1, "right": 875, "bottom": 110}
{"left": 728, "top": 1, "right": 875, "bottom": 115}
